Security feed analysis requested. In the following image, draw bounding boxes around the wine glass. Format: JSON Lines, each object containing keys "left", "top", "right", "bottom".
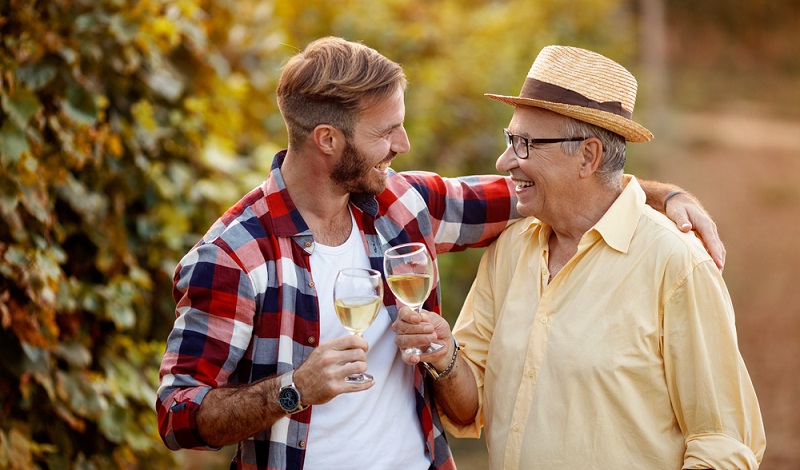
{"left": 384, "top": 242, "right": 445, "bottom": 356}
{"left": 333, "top": 267, "right": 383, "bottom": 383}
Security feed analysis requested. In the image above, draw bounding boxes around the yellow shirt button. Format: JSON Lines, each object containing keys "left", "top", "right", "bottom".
{"left": 540, "top": 317, "right": 549, "bottom": 324}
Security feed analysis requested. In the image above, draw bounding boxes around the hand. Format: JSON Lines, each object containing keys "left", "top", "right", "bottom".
{"left": 293, "top": 335, "right": 373, "bottom": 404}
{"left": 665, "top": 193, "right": 726, "bottom": 270}
{"left": 392, "top": 306, "right": 452, "bottom": 367}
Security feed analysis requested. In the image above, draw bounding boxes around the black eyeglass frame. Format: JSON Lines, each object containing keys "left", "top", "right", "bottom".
{"left": 503, "top": 128, "right": 586, "bottom": 159}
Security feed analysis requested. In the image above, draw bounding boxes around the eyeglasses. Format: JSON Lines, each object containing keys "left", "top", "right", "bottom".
{"left": 503, "top": 128, "right": 586, "bottom": 159}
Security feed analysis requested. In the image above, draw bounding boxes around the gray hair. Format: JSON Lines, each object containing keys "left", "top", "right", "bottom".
{"left": 560, "top": 118, "right": 626, "bottom": 185}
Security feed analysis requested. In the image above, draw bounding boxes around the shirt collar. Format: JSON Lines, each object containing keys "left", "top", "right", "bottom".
{"left": 589, "top": 174, "right": 644, "bottom": 253}
{"left": 516, "top": 174, "right": 645, "bottom": 254}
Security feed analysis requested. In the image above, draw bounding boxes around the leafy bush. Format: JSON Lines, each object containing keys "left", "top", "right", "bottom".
{"left": 0, "top": 0, "right": 283, "bottom": 466}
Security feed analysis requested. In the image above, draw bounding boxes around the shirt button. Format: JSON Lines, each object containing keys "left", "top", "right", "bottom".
{"left": 308, "top": 336, "right": 316, "bottom": 345}
{"left": 513, "top": 424, "right": 520, "bottom": 432}
{"left": 299, "top": 440, "right": 306, "bottom": 448}
{"left": 540, "top": 317, "right": 549, "bottom": 324}
{"left": 527, "top": 370, "right": 534, "bottom": 378}
{"left": 308, "top": 280, "right": 315, "bottom": 288}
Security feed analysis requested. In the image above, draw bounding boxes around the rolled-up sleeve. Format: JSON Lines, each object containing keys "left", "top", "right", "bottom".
{"left": 663, "top": 260, "right": 766, "bottom": 469}
{"left": 156, "top": 241, "right": 256, "bottom": 450}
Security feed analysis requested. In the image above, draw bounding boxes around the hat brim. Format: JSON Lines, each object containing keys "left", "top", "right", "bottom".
{"left": 485, "top": 93, "right": 653, "bottom": 143}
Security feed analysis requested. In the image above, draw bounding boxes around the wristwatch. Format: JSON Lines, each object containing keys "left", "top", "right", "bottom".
{"left": 278, "top": 370, "right": 307, "bottom": 414}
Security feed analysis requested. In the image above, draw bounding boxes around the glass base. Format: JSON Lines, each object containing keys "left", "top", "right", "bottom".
{"left": 345, "top": 372, "right": 374, "bottom": 384}
{"left": 404, "top": 340, "right": 446, "bottom": 357}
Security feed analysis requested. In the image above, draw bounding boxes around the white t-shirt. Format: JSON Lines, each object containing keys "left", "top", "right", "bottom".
{"left": 304, "top": 210, "right": 430, "bottom": 469}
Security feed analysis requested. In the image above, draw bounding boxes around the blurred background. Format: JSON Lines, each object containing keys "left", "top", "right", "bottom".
{"left": 1, "top": 0, "right": 798, "bottom": 468}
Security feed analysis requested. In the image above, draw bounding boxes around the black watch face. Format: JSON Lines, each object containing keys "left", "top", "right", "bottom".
{"left": 279, "top": 387, "right": 300, "bottom": 411}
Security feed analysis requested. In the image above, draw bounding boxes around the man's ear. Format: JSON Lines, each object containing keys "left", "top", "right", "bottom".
{"left": 578, "top": 137, "right": 603, "bottom": 179}
{"left": 310, "top": 124, "right": 345, "bottom": 155}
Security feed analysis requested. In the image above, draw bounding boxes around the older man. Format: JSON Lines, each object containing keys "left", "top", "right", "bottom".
{"left": 395, "top": 45, "right": 766, "bottom": 469}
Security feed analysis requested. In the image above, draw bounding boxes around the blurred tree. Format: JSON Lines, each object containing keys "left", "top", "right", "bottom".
{"left": 0, "top": 0, "right": 636, "bottom": 467}
{"left": 0, "top": 0, "right": 283, "bottom": 466}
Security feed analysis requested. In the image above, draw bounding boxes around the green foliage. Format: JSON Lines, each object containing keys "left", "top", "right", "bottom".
{"left": 0, "top": 0, "right": 281, "bottom": 467}
{"left": 1, "top": 0, "right": 634, "bottom": 467}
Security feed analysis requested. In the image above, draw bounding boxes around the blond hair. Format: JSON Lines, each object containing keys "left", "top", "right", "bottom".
{"left": 277, "top": 37, "right": 407, "bottom": 148}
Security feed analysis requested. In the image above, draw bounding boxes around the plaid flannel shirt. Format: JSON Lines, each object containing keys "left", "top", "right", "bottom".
{"left": 157, "top": 150, "right": 518, "bottom": 469}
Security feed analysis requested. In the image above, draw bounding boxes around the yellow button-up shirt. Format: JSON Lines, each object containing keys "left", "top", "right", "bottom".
{"left": 446, "top": 176, "right": 765, "bottom": 469}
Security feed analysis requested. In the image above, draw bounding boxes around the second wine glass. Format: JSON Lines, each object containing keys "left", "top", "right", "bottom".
{"left": 384, "top": 242, "right": 445, "bottom": 356}
{"left": 333, "top": 267, "right": 383, "bottom": 383}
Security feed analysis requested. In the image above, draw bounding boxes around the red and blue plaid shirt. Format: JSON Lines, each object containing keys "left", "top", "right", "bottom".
{"left": 157, "top": 151, "right": 518, "bottom": 469}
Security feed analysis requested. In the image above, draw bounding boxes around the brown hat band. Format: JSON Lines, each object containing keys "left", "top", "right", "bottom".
{"left": 520, "top": 78, "right": 632, "bottom": 119}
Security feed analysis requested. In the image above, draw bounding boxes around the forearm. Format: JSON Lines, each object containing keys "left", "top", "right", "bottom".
{"left": 196, "top": 377, "right": 287, "bottom": 447}
{"left": 431, "top": 355, "right": 480, "bottom": 426}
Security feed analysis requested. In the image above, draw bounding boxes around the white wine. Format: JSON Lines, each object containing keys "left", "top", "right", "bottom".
{"left": 387, "top": 273, "right": 432, "bottom": 308}
{"left": 334, "top": 296, "right": 382, "bottom": 335}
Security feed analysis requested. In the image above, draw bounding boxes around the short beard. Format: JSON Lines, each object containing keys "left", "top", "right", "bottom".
{"left": 332, "top": 139, "right": 389, "bottom": 196}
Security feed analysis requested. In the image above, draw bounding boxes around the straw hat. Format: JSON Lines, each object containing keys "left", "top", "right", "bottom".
{"left": 485, "top": 46, "right": 653, "bottom": 142}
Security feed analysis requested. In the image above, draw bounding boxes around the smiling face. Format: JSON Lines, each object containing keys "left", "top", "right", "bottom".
{"left": 332, "top": 87, "right": 410, "bottom": 196}
{"left": 496, "top": 106, "right": 583, "bottom": 221}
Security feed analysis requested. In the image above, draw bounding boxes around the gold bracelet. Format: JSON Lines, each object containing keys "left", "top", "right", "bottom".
{"left": 422, "top": 337, "right": 460, "bottom": 381}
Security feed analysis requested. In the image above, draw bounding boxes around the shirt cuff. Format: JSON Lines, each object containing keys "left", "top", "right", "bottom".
{"left": 684, "top": 433, "right": 762, "bottom": 470}
{"left": 160, "top": 386, "right": 222, "bottom": 451}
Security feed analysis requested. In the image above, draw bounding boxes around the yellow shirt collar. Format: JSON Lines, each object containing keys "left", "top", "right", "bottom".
{"left": 517, "top": 174, "right": 645, "bottom": 254}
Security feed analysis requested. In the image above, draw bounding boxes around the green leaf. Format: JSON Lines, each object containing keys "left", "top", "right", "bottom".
{"left": 0, "top": 120, "right": 30, "bottom": 162}
{"left": 98, "top": 402, "right": 129, "bottom": 444}
{"left": 1, "top": 88, "right": 42, "bottom": 127}
{"left": 20, "top": 343, "right": 51, "bottom": 376}
{"left": 15, "top": 63, "right": 58, "bottom": 91}
{"left": 62, "top": 83, "right": 98, "bottom": 126}
{"left": 109, "top": 12, "right": 138, "bottom": 44}
{"left": 143, "top": 63, "right": 184, "bottom": 102}
{"left": 57, "top": 341, "right": 93, "bottom": 368}
{"left": 56, "top": 370, "right": 108, "bottom": 419}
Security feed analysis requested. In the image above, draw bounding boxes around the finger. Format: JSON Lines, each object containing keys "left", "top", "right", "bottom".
{"left": 395, "top": 332, "right": 439, "bottom": 350}
{"left": 397, "top": 306, "right": 422, "bottom": 324}
{"left": 689, "top": 216, "right": 726, "bottom": 271}
{"left": 327, "top": 334, "right": 369, "bottom": 352}
{"left": 671, "top": 212, "right": 692, "bottom": 232}
{"left": 392, "top": 317, "right": 435, "bottom": 336}
{"left": 400, "top": 349, "right": 421, "bottom": 364}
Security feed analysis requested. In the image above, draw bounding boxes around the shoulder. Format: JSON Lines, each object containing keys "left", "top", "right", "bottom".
{"left": 635, "top": 206, "right": 716, "bottom": 275}
{"left": 484, "top": 218, "right": 535, "bottom": 265}
{"left": 181, "top": 183, "right": 275, "bottom": 276}
{"left": 202, "top": 184, "right": 272, "bottom": 246}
